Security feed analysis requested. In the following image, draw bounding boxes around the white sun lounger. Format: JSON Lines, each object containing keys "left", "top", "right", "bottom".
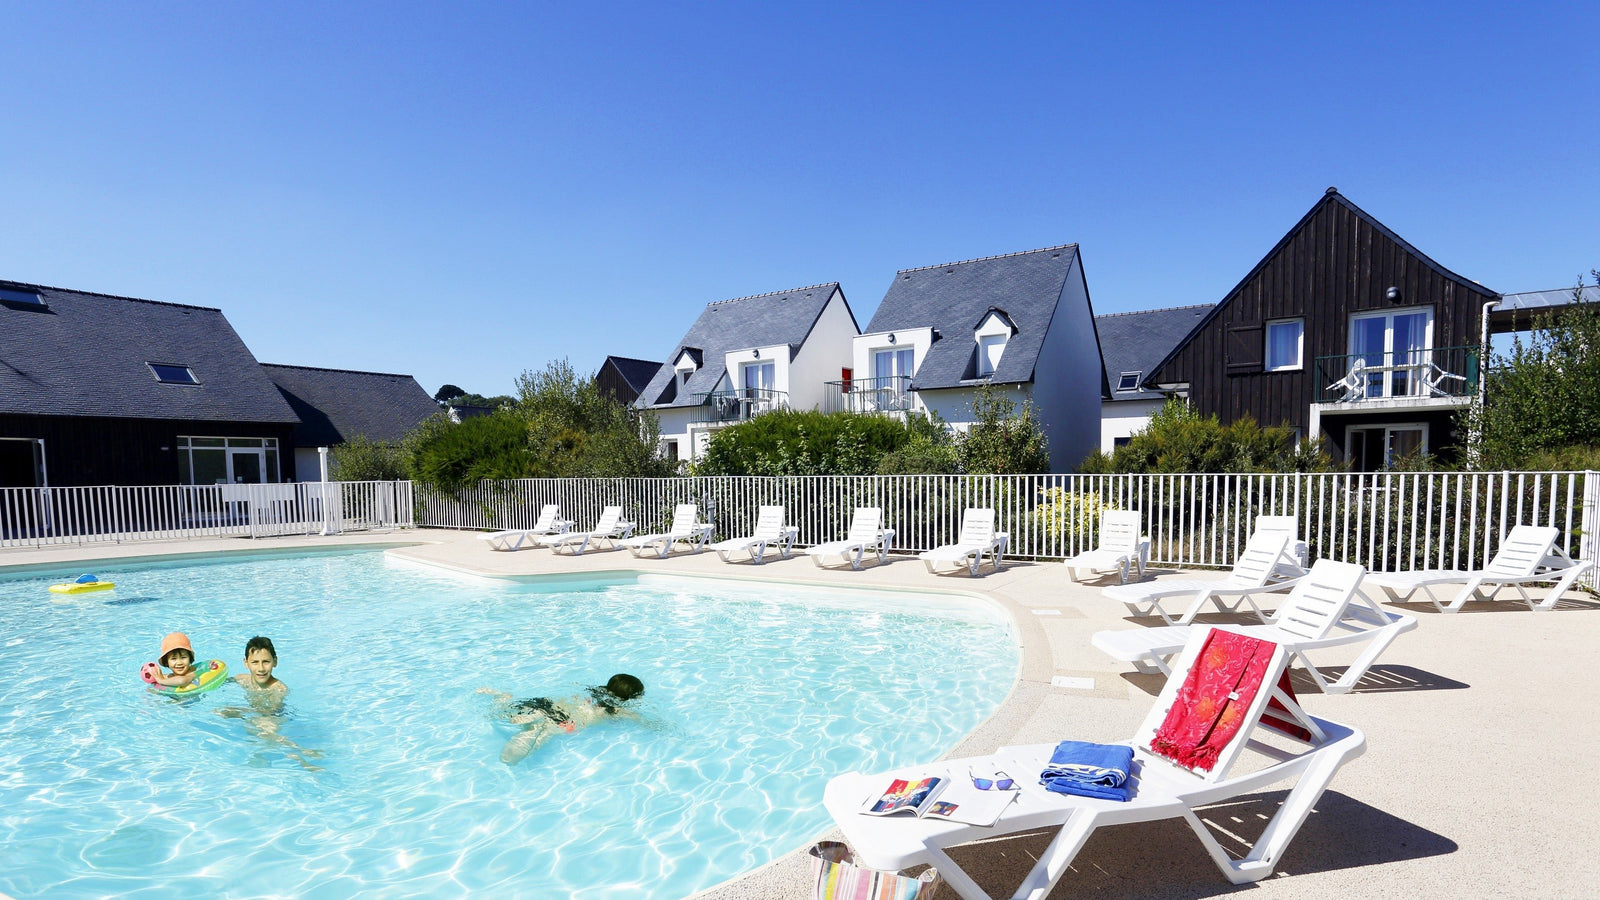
{"left": 537, "top": 506, "right": 636, "bottom": 555}
{"left": 1363, "top": 524, "right": 1595, "bottom": 613}
{"left": 478, "top": 505, "right": 569, "bottom": 551}
{"left": 1093, "top": 559, "right": 1417, "bottom": 694}
{"left": 804, "top": 507, "right": 896, "bottom": 570}
{"left": 824, "top": 626, "right": 1364, "bottom": 899}
{"left": 918, "top": 508, "right": 1008, "bottom": 576}
{"left": 1062, "top": 510, "right": 1148, "bottom": 584}
{"left": 618, "top": 504, "right": 715, "bottom": 558}
{"left": 1100, "top": 528, "right": 1302, "bottom": 624}
{"left": 708, "top": 505, "right": 799, "bottom": 564}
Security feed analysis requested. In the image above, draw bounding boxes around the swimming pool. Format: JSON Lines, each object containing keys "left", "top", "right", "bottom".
{"left": 0, "top": 549, "right": 1019, "bottom": 898}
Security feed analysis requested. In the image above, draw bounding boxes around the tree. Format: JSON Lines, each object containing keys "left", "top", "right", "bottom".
{"left": 957, "top": 384, "right": 1051, "bottom": 475}
{"left": 408, "top": 410, "right": 536, "bottom": 493}
{"left": 1467, "top": 272, "right": 1600, "bottom": 470}
{"left": 433, "top": 384, "right": 466, "bottom": 406}
{"left": 515, "top": 359, "right": 674, "bottom": 477}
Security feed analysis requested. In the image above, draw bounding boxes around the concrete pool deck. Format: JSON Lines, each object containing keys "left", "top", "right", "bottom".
{"left": 6, "top": 528, "right": 1598, "bottom": 899}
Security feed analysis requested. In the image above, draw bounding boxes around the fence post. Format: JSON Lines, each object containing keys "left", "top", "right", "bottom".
{"left": 1583, "top": 472, "right": 1600, "bottom": 584}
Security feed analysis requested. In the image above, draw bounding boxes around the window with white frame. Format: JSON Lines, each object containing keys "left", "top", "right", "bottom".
{"left": 977, "top": 335, "right": 1006, "bottom": 376}
{"left": 176, "top": 436, "right": 280, "bottom": 485}
{"left": 1264, "top": 319, "right": 1304, "bottom": 371}
{"left": 1117, "top": 371, "right": 1141, "bottom": 392}
{"left": 873, "top": 347, "right": 914, "bottom": 382}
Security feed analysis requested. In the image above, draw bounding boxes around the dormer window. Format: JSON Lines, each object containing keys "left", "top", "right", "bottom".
{"left": 673, "top": 347, "right": 702, "bottom": 388}
{"left": 973, "top": 308, "right": 1017, "bottom": 377}
{"left": 0, "top": 287, "right": 45, "bottom": 308}
{"left": 1118, "top": 371, "right": 1141, "bottom": 392}
{"left": 149, "top": 363, "right": 200, "bottom": 385}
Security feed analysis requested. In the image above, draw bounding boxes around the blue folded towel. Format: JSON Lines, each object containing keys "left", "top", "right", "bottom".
{"left": 1039, "top": 740, "right": 1136, "bottom": 802}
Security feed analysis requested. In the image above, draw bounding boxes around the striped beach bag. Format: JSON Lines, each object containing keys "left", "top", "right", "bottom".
{"left": 809, "top": 841, "right": 941, "bottom": 900}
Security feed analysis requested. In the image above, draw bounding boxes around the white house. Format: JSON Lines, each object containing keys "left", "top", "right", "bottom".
{"left": 839, "top": 245, "right": 1106, "bottom": 470}
{"left": 634, "top": 283, "right": 859, "bottom": 463}
{"left": 1095, "top": 304, "right": 1212, "bottom": 452}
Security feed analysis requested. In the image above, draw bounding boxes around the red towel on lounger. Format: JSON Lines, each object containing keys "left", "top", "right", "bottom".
{"left": 1150, "top": 630, "right": 1286, "bottom": 772}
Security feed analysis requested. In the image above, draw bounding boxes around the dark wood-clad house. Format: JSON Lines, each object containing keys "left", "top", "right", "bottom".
{"left": 0, "top": 280, "right": 300, "bottom": 487}
{"left": 595, "top": 355, "right": 663, "bottom": 406}
{"left": 1144, "top": 189, "right": 1498, "bottom": 469}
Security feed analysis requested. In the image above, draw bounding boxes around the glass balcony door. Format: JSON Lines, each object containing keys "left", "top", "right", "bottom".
{"left": 1349, "top": 309, "right": 1432, "bottom": 398}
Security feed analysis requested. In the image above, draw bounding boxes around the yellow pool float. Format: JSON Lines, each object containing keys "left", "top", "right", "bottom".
{"left": 49, "top": 575, "right": 115, "bottom": 594}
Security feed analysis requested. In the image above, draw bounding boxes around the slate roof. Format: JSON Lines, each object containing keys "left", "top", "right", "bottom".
{"left": 602, "top": 356, "right": 664, "bottom": 394}
{"left": 261, "top": 363, "right": 440, "bottom": 447}
{"left": 0, "top": 280, "right": 300, "bottom": 423}
{"left": 864, "top": 245, "right": 1080, "bottom": 390}
{"left": 1096, "top": 304, "right": 1214, "bottom": 400}
{"left": 638, "top": 283, "right": 845, "bottom": 408}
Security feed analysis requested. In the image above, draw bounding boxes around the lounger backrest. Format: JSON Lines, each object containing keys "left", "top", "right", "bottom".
{"left": 667, "top": 504, "right": 699, "bottom": 536}
{"left": 1484, "top": 525, "right": 1561, "bottom": 577}
{"left": 753, "top": 505, "right": 785, "bottom": 539}
{"left": 1269, "top": 559, "right": 1366, "bottom": 641}
{"left": 1254, "top": 514, "right": 1309, "bottom": 570}
{"left": 957, "top": 508, "right": 996, "bottom": 546}
{"left": 532, "top": 505, "right": 560, "bottom": 531}
{"left": 845, "top": 507, "right": 883, "bottom": 544}
{"left": 1131, "top": 626, "right": 1299, "bottom": 783}
{"left": 591, "top": 506, "right": 622, "bottom": 533}
{"left": 1222, "top": 529, "right": 1292, "bottom": 588}
{"left": 1099, "top": 510, "right": 1142, "bottom": 554}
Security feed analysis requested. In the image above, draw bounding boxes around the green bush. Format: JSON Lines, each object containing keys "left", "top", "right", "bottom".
{"left": 1081, "top": 399, "right": 1339, "bottom": 474}
{"left": 516, "top": 360, "right": 674, "bottom": 477}
{"left": 695, "top": 409, "right": 929, "bottom": 476}
{"left": 1467, "top": 274, "right": 1600, "bottom": 470}
{"left": 408, "top": 411, "right": 535, "bottom": 494}
{"left": 330, "top": 434, "right": 411, "bottom": 481}
{"left": 1032, "top": 488, "right": 1106, "bottom": 541}
{"left": 957, "top": 384, "right": 1050, "bottom": 475}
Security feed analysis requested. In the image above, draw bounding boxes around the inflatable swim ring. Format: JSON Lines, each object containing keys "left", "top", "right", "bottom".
{"left": 50, "top": 574, "right": 115, "bottom": 594}
{"left": 142, "top": 659, "right": 229, "bottom": 697}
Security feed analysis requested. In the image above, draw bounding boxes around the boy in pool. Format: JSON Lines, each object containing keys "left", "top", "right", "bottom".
{"left": 234, "top": 636, "right": 289, "bottom": 706}
{"left": 219, "top": 635, "right": 321, "bottom": 769}
{"left": 479, "top": 673, "right": 645, "bottom": 765}
{"left": 145, "top": 632, "right": 199, "bottom": 688}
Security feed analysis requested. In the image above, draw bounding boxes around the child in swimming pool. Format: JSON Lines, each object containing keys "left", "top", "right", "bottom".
{"left": 479, "top": 673, "right": 645, "bottom": 765}
{"left": 145, "top": 632, "right": 200, "bottom": 688}
{"left": 234, "top": 635, "right": 289, "bottom": 707}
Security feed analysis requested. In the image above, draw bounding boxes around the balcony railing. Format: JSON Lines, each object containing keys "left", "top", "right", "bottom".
{"left": 691, "top": 388, "right": 788, "bottom": 424}
{"left": 1316, "top": 345, "right": 1479, "bottom": 404}
{"left": 822, "top": 375, "right": 914, "bottom": 415}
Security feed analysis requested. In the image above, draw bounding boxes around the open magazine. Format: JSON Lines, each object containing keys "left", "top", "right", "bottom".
{"left": 860, "top": 774, "right": 1016, "bottom": 827}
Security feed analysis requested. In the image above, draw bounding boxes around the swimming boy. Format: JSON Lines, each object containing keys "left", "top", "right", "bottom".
{"left": 146, "top": 632, "right": 199, "bottom": 688}
{"left": 479, "top": 673, "right": 645, "bottom": 765}
{"left": 234, "top": 636, "right": 288, "bottom": 704}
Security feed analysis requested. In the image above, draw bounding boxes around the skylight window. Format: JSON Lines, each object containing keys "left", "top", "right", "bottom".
{"left": 149, "top": 363, "right": 200, "bottom": 385}
{"left": 0, "top": 287, "right": 45, "bottom": 308}
{"left": 1118, "top": 371, "right": 1141, "bottom": 392}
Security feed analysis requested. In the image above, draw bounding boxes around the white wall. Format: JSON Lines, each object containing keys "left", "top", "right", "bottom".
{"left": 918, "top": 384, "right": 1035, "bottom": 434}
{"left": 1028, "top": 253, "right": 1105, "bottom": 470}
{"left": 789, "top": 287, "right": 860, "bottom": 411}
{"left": 1100, "top": 397, "right": 1166, "bottom": 452}
{"left": 850, "top": 326, "right": 935, "bottom": 414}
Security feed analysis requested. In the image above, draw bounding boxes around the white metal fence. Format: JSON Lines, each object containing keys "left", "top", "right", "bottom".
{"left": 415, "top": 471, "right": 1599, "bottom": 574}
{"left": 0, "top": 481, "right": 414, "bottom": 549}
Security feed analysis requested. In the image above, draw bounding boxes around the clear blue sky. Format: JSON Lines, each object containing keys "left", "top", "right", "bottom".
{"left": 3, "top": 2, "right": 1596, "bottom": 397}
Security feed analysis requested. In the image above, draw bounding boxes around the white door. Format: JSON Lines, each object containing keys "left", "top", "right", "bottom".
{"left": 1349, "top": 309, "right": 1433, "bottom": 398}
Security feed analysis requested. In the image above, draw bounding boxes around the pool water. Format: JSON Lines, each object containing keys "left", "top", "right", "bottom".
{"left": 0, "top": 550, "right": 1018, "bottom": 899}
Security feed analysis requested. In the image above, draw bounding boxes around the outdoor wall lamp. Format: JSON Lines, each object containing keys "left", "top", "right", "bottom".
{"left": 1386, "top": 286, "right": 1403, "bottom": 304}
{"left": 887, "top": 333, "right": 897, "bottom": 344}
{"left": 752, "top": 349, "right": 760, "bottom": 358}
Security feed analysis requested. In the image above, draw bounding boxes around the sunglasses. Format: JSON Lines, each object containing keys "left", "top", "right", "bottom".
{"left": 968, "top": 767, "right": 1016, "bottom": 791}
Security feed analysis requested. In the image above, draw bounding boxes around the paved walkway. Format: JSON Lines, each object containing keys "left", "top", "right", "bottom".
{"left": 6, "top": 529, "right": 1598, "bottom": 899}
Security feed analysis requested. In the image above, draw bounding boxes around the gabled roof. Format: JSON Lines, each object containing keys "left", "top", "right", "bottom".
{"left": 638, "top": 283, "right": 846, "bottom": 408}
{"left": 1146, "top": 189, "right": 1497, "bottom": 385}
{"left": 261, "top": 363, "right": 440, "bottom": 447}
{"left": 864, "top": 245, "right": 1079, "bottom": 390}
{"left": 1096, "top": 304, "right": 1214, "bottom": 401}
{"left": 0, "top": 279, "right": 300, "bottom": 424}
{"left": 601, "top": 355, "right": 664, "bottom": 393}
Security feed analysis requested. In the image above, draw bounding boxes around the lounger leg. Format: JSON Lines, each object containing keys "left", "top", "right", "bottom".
{"left": 1186, "top": 745, "right": 1348, "bottom": 884}
{"left": 1442, "top": 578, "right": 1484, "bottom": 613}
{"left": 850, "top": 547, "right": 864, "bottom": 571}
{"left": 1007, "top": 811, "right": 1099, "bottom": 900}
{"left": 1065, "top": 566, "right": 1081, "bottom": 584}
{"left": 1537, "top": 563, "right": 1593, "bottom": 610}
